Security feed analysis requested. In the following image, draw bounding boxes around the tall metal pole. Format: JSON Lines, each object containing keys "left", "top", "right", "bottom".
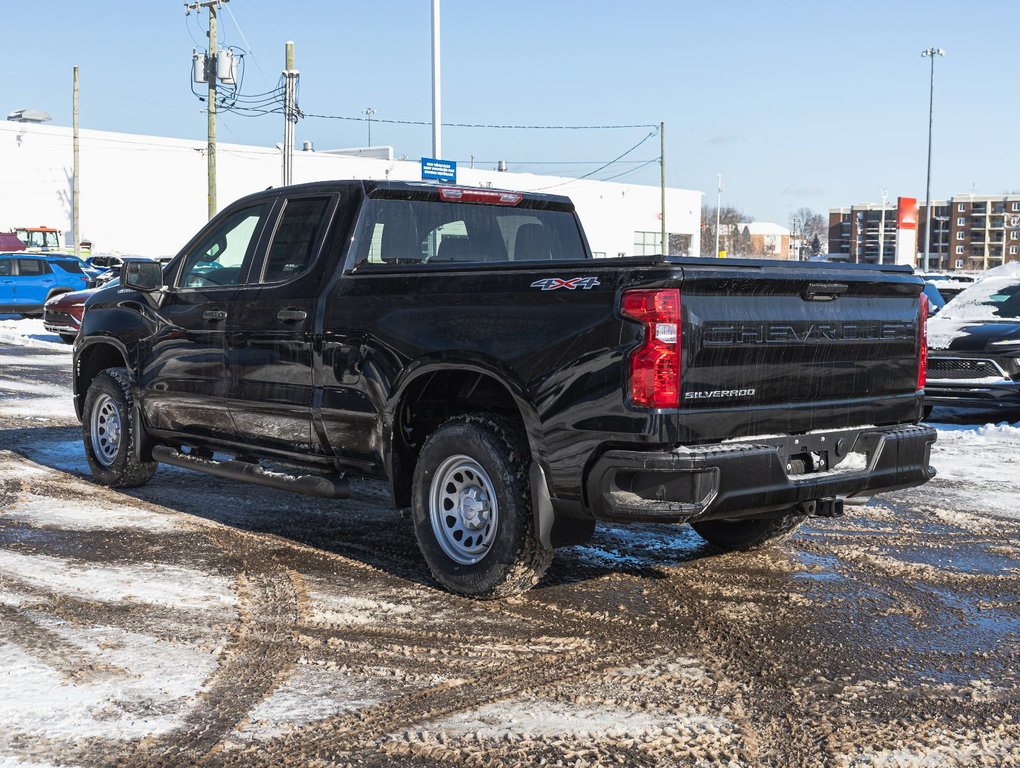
{"left": 363, "top": 107, "right": 376, "bottom": 146}
{"left": 72, "top": 66, "right": 80, "bottom": 260}
{"left": 921, "top": 47, "right": 944, "bottom": 273}
{"left": 715, "top": 174, "right": 723, "bottom": 257}
{"left": 283, "top": 41, "right": 297, "bottom": 186}
{"left": 431, "top": 0, "right": 442, "bottom": 158}
{"left": 660, "top": 122, "right": 666, "bottom": 256}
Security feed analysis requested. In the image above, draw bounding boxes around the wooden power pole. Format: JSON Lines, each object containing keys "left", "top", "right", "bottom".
{"left": 186, "top": 0, "right": 228, "bottom": 219}
{"left": 282, "top": 41, "right": 298, "bottom": 187}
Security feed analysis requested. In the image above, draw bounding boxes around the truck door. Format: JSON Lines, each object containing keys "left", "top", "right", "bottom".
{"left": 139, "top": 202, "right": 271, "bottom": 441}
{"left": 226, "top": 193, "right": 338, "bottom": 454}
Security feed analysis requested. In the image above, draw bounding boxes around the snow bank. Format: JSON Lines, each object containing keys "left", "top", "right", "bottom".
{"left": 928, "top": 420, "right": 1020, "bottom": 519}
{"left": 0, "top": 317, "right": 70, "bottom": 351}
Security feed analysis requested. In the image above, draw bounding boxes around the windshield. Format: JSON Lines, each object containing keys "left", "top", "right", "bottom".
{"left": 939, "top": 277, "right": 1020, "bottom": 321}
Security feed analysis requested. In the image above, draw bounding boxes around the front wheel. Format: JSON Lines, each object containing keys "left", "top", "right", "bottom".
{"left": 411, "top": 415, "right": 552, "bottom": 599}
{"left": 81, "top": 368, "right": 157, "bottom": 487}
{"left": 691, "top": 511, "right": 806, "bottom": 551}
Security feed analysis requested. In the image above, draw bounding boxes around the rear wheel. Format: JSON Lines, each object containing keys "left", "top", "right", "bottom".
{"left": 82, "top": 368, "right": 157, "bottom": 487}
{"left": 691, "top": 511, "right": 806, "bottom": 551}
{"left": 411, "top": 415, "right": 552, "bottom": 598}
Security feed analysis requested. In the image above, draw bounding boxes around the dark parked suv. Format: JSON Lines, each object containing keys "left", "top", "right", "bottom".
{"left": 73, "top": 181, "right": 936, "bottom": 597}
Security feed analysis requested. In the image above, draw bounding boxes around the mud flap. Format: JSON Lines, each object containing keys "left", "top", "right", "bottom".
{"left": 530, "top": 462, "right": 596, "bottom": 550}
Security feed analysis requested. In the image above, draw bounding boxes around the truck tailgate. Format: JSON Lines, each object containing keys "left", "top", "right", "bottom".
{"left": 675, "top": 262, "right": 923, "bottom": 439}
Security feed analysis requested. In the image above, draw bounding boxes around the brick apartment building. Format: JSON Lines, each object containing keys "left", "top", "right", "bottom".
{"left": 829, "top": 194, "right": 1020, "bottom": 271}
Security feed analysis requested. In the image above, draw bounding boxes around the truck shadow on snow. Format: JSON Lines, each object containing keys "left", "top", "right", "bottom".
{"left": 2, "top": 425, "right": 725, "bottom": 594}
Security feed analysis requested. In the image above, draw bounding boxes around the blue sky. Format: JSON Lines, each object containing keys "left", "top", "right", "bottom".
{"left": 5, "top": 1, "right": 1019, "bottom": 225}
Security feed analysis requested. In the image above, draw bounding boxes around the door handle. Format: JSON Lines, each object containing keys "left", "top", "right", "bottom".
{"left": 276, "top": 308, "right": 307, "bottom": 322}
{"left": 203, "top": 309, "right": 228, "bottom": 322}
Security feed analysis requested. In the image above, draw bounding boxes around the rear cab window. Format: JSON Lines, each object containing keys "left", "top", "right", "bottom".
{"left": 352, "top": 195, "right": 588, "bottom": 268}
{"left": 258, "top": 196, "right": 332, "bottom": 283}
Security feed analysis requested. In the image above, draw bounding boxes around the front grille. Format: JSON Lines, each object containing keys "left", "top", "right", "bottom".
{"left": 44, "top": 309, "right": 77, "bottom": 327}
{"left": 928, "top": 357, "right": 1005, "bottom": 380}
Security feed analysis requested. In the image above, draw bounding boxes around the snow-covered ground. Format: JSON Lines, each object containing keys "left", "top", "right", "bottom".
{"left": 1, "top": 316, "right": 1018, "bottom": 766}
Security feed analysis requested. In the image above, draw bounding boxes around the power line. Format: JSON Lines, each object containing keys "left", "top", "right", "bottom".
{"left": 527, "top": 129, "right": 660, "bottom": 191}
{"left": 299, "top": 110, "right": 657, "bottom": 131}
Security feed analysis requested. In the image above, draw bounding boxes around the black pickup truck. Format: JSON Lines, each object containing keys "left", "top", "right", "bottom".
{"left": 73, "top": 180, "right": 936, "bottom": 597}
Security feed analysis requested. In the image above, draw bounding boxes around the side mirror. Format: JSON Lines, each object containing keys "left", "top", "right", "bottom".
{"left": 121, "top": 259, "right": 163, "bottom": 292}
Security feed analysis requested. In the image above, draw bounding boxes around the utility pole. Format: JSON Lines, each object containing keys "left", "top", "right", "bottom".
{"left": 921, "top": 47, "right": 945, "bottom": 273}
{"left": 72, "top": 66, "right": 80, "bottom": 260}
{"left": 282, "top": 41, "right": 298, "bottom": 186}
{"left": 186, "top": 0, "right": 228, "bottom": 219}
{"left": 431, "top": 0, "right": 442, "bottom": 158}
{"left": 660, "top": 122, "right": 666, "bottom": 256}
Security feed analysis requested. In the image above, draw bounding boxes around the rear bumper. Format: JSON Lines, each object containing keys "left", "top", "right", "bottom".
{"left": 585, "top": 424, "right": 937, "bottom": 523}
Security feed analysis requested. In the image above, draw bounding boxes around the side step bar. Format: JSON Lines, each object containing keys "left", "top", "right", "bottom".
{"left": 152, "top": 445, "right": 351, "bottom": 499}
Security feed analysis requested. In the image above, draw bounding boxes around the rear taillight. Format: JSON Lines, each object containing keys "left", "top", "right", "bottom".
{"left": 918, "top": 293, "right": 928, "bottom": 391}
{"left": 621, "top": 288, "right": 681, "bottom": 408}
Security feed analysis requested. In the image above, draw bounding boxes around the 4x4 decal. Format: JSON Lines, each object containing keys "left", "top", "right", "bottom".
{"left": 530, "top": 276, "right": 601, "bottom": 291}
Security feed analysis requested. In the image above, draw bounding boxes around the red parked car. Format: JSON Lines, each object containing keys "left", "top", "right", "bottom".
{"left": 43, "top": 287, "right": 93, "bottom": 343}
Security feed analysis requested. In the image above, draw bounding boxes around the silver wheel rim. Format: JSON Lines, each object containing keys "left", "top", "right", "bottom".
{"left": 429, "top": 455, "right": 499, "bottom": 565}
{"left": 90, "top": 393, "right": 122, "bottom": 467}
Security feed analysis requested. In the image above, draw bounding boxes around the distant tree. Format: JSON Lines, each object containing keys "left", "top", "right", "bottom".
{"left": 789, "top": 207, "right": 826, "bottom": 259}
{"left": 701, "top": 205, "right": 752, "bottom": 257}
{"left": 668, "top": 233, "right": 692, "bottom": 256}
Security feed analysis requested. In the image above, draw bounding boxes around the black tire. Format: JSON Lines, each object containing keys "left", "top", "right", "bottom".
{"left": 59, "top": 333, "right": 76, "bottom": 344}
{"left": 411, "top": 415, "right": 552, "bottom": 599}
{"left": 81, "top": 368, "right": 157, "bottom": 488}
{"left": 691, "top": 511, "right": 806, "bottom": 551}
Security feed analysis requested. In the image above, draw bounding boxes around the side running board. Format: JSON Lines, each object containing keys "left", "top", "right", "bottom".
{"left": 151, "top": 445, "right": 351, "bottom": 499}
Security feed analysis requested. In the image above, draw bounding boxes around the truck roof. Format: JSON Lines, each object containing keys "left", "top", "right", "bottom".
{"left": 251, "top": 179, "right": 576, "bottom": 211}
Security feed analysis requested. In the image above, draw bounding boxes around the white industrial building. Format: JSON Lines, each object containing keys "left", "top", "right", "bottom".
{"left": 0, "top": 121, "right": 701, "bottom": 260}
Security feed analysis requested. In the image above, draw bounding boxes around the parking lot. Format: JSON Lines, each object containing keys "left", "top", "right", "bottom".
{"left": 1, "top": 326, "right": 1018, "bottom": 767}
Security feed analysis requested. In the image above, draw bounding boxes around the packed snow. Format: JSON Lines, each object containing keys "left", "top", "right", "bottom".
{"left": 0, "top": 316, "right": 70, "bottom": 351}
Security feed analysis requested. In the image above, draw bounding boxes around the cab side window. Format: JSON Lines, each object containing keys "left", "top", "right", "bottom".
{"left": 0, "top": 259, "right": 11, "bottom": 277}
{"left": 177, "top": 204, "right": 267, "bottom": 289}
{"left": 261, "top": 196, "right": 331, "bottom": 283}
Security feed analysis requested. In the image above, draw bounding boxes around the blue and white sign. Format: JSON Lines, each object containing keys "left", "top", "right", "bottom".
{"left": 421, "top": 157, "right": 457, "bottom": 183}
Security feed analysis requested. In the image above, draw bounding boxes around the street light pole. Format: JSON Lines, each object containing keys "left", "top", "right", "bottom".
{"left": 921, "top": 47, "right": 945, "bottom": 273}
{"left": 715, "top": 173, "right": 723, "bottom": 257}
{"left": 363, "top": 107, "right": 376, "bottom": 146}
